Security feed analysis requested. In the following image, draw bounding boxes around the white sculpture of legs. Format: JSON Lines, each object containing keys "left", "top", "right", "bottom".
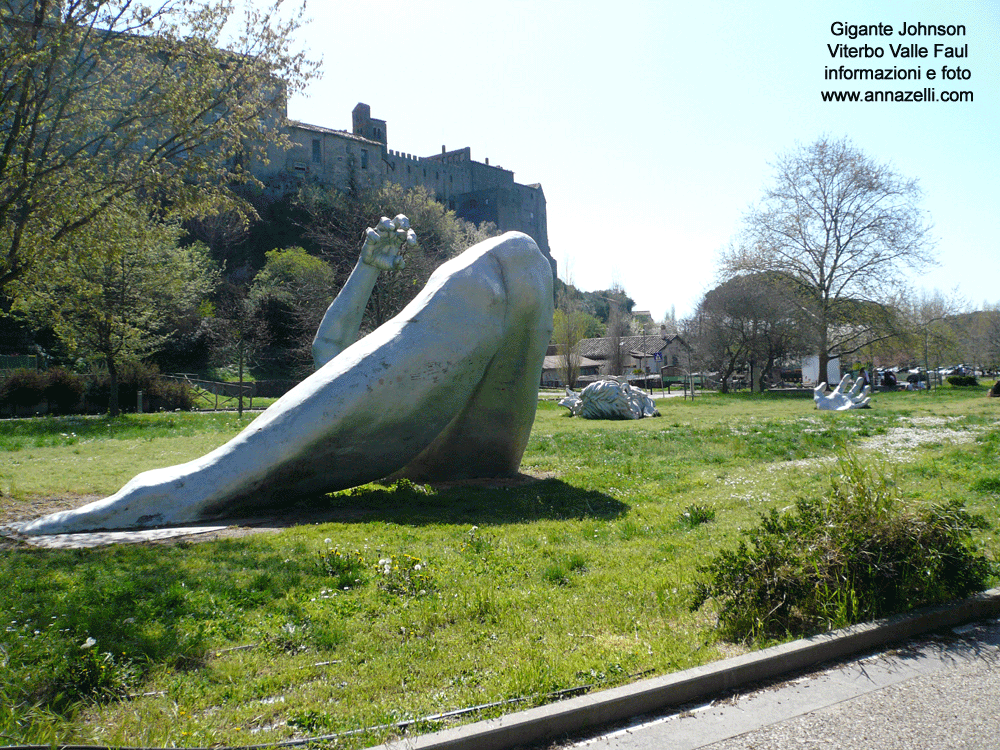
{"left": 21, "top": 227, "right": 553, "bottom": 534}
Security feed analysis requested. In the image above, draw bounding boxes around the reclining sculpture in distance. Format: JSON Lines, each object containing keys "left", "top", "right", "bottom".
{"left": 559, "top": 380, "right": 660, "bottom": 419}
{"left": 22, "top": 216, "right": 554, "bottom": 534}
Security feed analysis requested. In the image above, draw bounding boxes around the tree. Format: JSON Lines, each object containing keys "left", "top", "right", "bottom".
{"left": 903, "top": 290, "right": 965, "bottom": 384}
{"left": 13, "top": 201, "right": 218, "bottom": 415}
{"left": 973, "top": 304, "right": 1000, "bottom": 375}
{"left": 605, "top": 283, "right": 630, "bottom": 377}
{"left": 690, "top": 274, "right": 808, "bottom": 393}
{"left": 0, "top": 0, "right": 316, "bottom": 294}
{"left": 298, "top": 183, "right": 500, "bottom": 333}
{"left": 723, "top": 136, "right": 934, "bottom": 383}
{"left": 985, "top": 307, "right": 1000, "bottom": 375}
{"left": 247, "top": 245, "right": 336, "bottom": 370}
{"left": 551, "top": 266, "right": 589, "bottom": 388}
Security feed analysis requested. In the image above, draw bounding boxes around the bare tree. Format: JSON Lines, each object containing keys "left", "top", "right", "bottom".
{"left": 723, "top": 137, "right": 935, "bottom": 383}
{"left": 903, "top": 290, "right": 966, "bottom": 383}
{"left": 688, "top": 274, "right": 806, "bottom": 393}
{"left": 605, "top": 283, "right": 630, "bottom": 377}
{"left": 985, "top": 307, "right": 1000, "bottom": 375}
{"left": 552, "top": 266, "right": 587, "bottom": 388}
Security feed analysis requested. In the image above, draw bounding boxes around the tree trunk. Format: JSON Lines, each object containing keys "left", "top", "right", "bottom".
{"left": 107, "top": 357, "right": 120, "bottom": 417}
{"left": 238, "top": 339, "right": 245, "bottom": 418}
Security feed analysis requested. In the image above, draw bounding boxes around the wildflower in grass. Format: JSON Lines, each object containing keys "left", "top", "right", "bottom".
{"left": 81, "top": 637, "right": 97, "bottom": 649}
{"left": 318, "top": 546, "right": 367, "bottom": 590}
{"left": 375, "top": 553, "right": 434, "bottom": 596}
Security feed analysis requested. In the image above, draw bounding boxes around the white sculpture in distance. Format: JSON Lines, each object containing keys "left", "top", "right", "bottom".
{"left": 22, "top": 216, "right": 554, "bottom": 534}
{"left": 813, "top": 374, "right": 872, "bottom": 410}
{"left": 559, "top": 379, "right": 660, "bottom": 419}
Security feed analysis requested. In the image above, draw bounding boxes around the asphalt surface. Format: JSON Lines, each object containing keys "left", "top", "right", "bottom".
{"left": 556, "top": 619, "right": 1000, "bottom": 750}
{"left": 363, "top": 590, "right": 1000, "bottom": 750}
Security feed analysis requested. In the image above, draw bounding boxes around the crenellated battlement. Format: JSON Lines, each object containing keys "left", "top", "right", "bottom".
{"left": 252, "top": 103, "right": 552, "bottom": 272}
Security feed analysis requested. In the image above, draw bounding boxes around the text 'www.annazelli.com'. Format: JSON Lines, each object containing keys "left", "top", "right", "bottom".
{"left": 821, "top": 88, "right": 972, "bottom": 102}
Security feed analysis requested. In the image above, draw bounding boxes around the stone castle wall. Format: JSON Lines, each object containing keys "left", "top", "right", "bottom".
{"left": 252, "top": 103, "right": 552, "bottom": 268}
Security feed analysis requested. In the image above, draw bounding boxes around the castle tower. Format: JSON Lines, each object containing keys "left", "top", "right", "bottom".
{"left": 352, "top": 103, "right": 387, "bottom": 145}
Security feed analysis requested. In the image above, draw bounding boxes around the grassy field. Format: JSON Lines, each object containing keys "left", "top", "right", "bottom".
{"left": 1, "top": 385, "right": 998, "bottom": 747}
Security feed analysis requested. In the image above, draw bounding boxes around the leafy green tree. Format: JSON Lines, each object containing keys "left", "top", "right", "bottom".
{"left": 0, "top": 0, "right": 317, "bottom": 294}
{"left": 298, "top": 183, "right": 501, "bottom": 332}
{"left": 723, "top": 137, "right": 934, "bottom": 382}
{"left": 247, "top": 245, "right": 336, "bottom": 369}
{"left": 13, "top": 203, "right": 218, "bottom": 415}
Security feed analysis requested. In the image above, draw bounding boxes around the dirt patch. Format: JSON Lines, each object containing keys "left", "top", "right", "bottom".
{"left": 0, "top": 493, "right": 100, "bottom": 526}
{"left": 0, "top": 472, "right": 554, "bottom": 550}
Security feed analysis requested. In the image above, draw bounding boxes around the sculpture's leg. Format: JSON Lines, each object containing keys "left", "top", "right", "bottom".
{"left": 21, "top": 233, "right": 552, "bottom": 534}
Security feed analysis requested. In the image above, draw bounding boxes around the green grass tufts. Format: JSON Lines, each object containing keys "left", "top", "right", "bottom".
{"left": 692, "top": 451, "right": 995, "bottom": 643}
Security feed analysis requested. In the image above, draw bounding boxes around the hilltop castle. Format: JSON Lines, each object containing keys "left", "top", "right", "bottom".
{"left": 255, "top": 103, "right": 552, "bottom": 271}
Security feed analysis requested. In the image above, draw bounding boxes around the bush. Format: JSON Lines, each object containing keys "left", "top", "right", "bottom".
{"left": 692, "top": 453, "right": 994, "bottom": 643}
{"left": 85, "top": 361, "right": 194, "bottom": 413}
{"left": 947, "top": 374, "right": 979, "bottom": 387}
{"left": 42, "top": 368, "right": 85, "bottom": 414}
{"left": 0, "top": 369, "right": 47, "bottom": 412}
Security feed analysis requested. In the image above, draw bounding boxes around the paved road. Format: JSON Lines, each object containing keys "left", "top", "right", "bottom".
{"left": 555, "top": 619, "right": 1000, "bottom": 750}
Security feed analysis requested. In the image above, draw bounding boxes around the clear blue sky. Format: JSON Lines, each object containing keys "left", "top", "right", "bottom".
{"left": 256, "top": 0, "right": 999, "bottom": 320}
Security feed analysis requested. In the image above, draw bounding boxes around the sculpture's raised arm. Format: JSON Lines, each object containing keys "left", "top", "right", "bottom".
{"left": 312, "top": 215, "right": 416, "bottom": 368}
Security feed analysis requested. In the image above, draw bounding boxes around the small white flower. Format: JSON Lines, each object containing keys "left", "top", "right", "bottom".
{"left": 413, "top": 564, "right": 422, "bottom": 571}
{"left": 81, "top": 637, "right": 97, "bottom": 649}
{"left": 324, "top": 538, "right": 332, "bottom": 544}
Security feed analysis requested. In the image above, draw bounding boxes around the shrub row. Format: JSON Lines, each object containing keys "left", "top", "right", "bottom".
{"left": 0, "top": 363, "right": 194, "bottom": 416}
{"left": 947, "top": 374, "right": 979, "bottom": 387}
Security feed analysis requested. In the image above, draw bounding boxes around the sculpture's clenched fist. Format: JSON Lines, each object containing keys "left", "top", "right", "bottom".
{"left": 361, "top": 215, "right": 417, "bottom": 271}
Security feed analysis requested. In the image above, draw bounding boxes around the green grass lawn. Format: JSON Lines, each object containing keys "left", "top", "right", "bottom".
{"left": 1, "top": 385, "right": 998, "bottom": 747}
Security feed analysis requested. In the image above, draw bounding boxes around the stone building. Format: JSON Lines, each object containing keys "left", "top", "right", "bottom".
{"left": 542, "top": 332, "right": 690, "bottom": 388}
{"left": 254, "top": 103, "right": 552, "bottom": 271}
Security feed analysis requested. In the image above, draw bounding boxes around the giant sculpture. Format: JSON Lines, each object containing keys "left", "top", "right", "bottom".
{"left": 559, "top": 379, "right": 660, "bottom": 419}
{"left": 22, "top": 217, "right": 554, "bottom": 534}
{"left": 813, "top": 374, "right": 872, "bottom": 410}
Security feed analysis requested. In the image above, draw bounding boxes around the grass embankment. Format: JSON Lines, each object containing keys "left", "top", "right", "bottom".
{"left": 1, "top": 386, "right": 999, "bottom": 746}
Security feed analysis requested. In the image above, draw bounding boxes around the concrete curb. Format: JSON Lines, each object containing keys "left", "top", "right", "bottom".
{"left": 364, "top": 587, "right": 1000, "bottom": 750}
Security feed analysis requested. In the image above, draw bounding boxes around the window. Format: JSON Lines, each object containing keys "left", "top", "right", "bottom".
{"left": 360, "top": 149, "right": 368, "bottom": 169}
{"left": 311, "top": 139, "right": 321, "bottom": 163}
